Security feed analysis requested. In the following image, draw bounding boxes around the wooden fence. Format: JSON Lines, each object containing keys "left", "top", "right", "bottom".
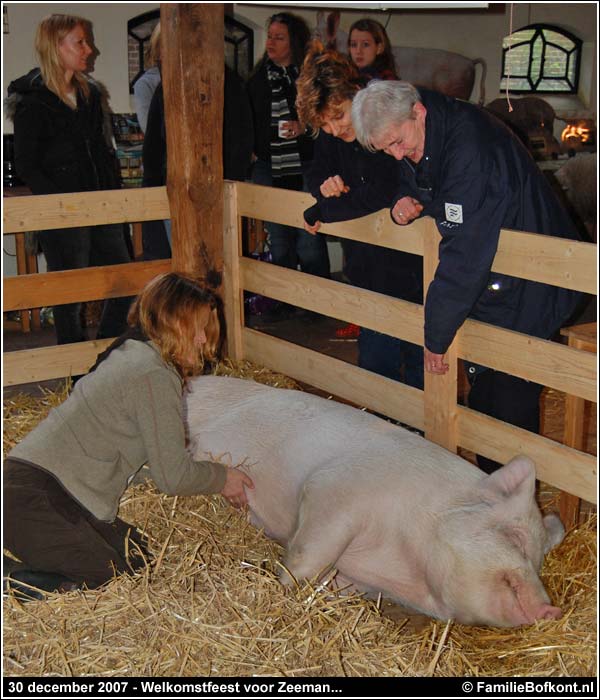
{"left": 3, "top": 182, "right": 597, "bottom": 506}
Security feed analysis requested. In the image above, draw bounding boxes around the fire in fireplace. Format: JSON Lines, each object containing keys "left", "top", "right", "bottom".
{"left": 560, "top": 119, "right": 596, "bottom": 153}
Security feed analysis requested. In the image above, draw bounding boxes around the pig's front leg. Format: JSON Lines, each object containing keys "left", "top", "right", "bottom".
{"left": 279, "top": 473, "right": 356, "bottom": 587}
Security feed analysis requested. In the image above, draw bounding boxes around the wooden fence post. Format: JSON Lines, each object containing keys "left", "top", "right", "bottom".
{"left": 161, "top": 3, "right": 224, "bottom": 279}
{"left": 223, "top": 182, "right": 243, "bottom": 360}
{"left": 422, "top": 219, "right": 459, "bottom": 452}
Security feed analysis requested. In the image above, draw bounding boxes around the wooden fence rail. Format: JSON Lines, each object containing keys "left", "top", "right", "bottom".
{"left": 3, "top": 183, "right": 597, "bottom": 505}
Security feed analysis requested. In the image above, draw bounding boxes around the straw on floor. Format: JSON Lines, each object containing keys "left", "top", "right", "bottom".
{"left": 3, "top": 360, "right": 596, "bottom": 677}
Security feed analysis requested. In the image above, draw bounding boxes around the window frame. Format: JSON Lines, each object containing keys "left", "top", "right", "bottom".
{"left": 500, "top": 23, "right": 582, "bottom": 95}
{"left": 128, "top": 10, "right": 254, "bottom": 94}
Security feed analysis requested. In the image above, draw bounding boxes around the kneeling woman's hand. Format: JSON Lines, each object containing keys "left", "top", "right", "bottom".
{"left": 221, "top": 467, "right": 255, "bottom": 508}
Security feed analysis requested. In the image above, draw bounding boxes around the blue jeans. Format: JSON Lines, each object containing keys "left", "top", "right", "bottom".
{"left": 358, "top": 328, "right": 424, "bottom": 389}
{"left": 251, "top": 160, "right": 330, "bottom": 278}
{"left": 38, "top": 224, "right": 134, "bottom": 345}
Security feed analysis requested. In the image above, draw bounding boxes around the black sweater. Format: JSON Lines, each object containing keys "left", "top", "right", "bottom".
{"left": 143, "top": 65, "right": 254, "bottom": 186}
{"left": 304, "top": 131, "right": 422, "bottom": 302}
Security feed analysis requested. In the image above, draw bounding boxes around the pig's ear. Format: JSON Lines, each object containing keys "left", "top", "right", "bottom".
{"left": 543, "top": 513, "right": 565, "bottom": 553}
{"left": 483, "top": 455, "right": 536, "bottom": 501}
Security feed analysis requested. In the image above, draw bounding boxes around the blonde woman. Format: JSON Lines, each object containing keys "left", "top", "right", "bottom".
{"left": 4, "top": 272, "right": 254, "bottom": 600}
{"left": 6, "top": 14, "right": 132, "bottom": 347}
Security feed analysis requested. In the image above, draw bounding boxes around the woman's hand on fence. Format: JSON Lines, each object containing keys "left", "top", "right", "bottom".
{"left": 320, "top": 175, "right": 350, "bottom": 199}
{"left": 424, "top": 348, "right": 449, "bottom": 375}
{"left": 392, "top": 196, "right": 423, "bottom": 225}
{"left": 304, "top": 219, "right": 321, "bottom": 235}
{"left": 221, "top": 467, "right": 254, "bottom": 508}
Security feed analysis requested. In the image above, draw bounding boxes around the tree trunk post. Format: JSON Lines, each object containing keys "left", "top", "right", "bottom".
{"left": 161, "top": 3, "right": 225, "bottom": 282}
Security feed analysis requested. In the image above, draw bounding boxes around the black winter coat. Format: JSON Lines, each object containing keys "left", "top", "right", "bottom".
{"left": 304, "top": 132, "right": 422, "bottom": 302}
{"left": 394, "top": 89, "right": 582, "bottom": 354}
{"left": 143, "top": 65, "right": 254, "bottom": 187}
{"left": 246, "top": 59, "right": 313, "bottom": 166}
{"left": 7, "top": 68, "right": 120, "bottom": 195}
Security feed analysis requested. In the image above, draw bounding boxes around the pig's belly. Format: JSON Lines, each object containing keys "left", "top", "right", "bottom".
{"left": 191, "top": 429, "right": 308, "bottom": 543}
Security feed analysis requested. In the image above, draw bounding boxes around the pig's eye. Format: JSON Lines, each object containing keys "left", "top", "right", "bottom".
{"left": 504, "top": 528, "right": 528, "bottom": 558}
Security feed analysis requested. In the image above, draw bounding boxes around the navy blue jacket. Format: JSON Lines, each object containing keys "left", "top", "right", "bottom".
{"left": 305, "top": 132, "right": 422, "bottom": 302}
{"left": 393, "top": 89, "right": 582, "bottom": 354}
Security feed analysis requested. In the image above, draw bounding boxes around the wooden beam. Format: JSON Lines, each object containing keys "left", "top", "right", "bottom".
{"left": 240, "top": 257, "right": 595, "bottom": 401}
{"left": 242, "top": 328, "right": 595, "bottom": 503}
{"left": 457, "top": 407, "right": 596, "bottom": 503}
{"left": 3, "top": 260, "right": 171, "bottom": 311}
{"left": 422, "top": 219, "right": 458, "bottom": 452}
{"left": 223, "top": 182, "right": 244, "bottom": 359}
{"left": 241, "top": 257, "right": 423, "bottom": 345}
{"left": 4, "top": 183, "right": 596, "bottom": 293}
{"left": 243, "top": 328, "right": 424, "bottom": 431}
{"left": 161, "top": 3, "right": 224, "bottom": 277}
{"left": 235, "top": 182, "right": 426, "bottom": 256}
{"left": 4, "top": 339, "right": 113, "bottom": 386}
{"left": 494, "top": 228, "right": 596, "bottom": 296}
{"left": 3, "top": 187, "right": 170, "bottom": 233}
{"left": 235, "top": 182, "right": 597, "bottom": 294}
{"left": 458, "top": 321, "right": 596, "bottom": 402}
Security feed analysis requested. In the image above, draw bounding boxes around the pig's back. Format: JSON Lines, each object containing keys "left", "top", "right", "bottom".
{"left": 185, "top": 377, "right": 376, "bottom": 539}
{"left": 184, "top": 377, "right": 483, "bottom": 538}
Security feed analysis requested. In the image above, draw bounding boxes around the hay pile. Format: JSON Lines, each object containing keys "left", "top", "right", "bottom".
{"left": 3, "top": 362, "right": 597, "bottom": 677}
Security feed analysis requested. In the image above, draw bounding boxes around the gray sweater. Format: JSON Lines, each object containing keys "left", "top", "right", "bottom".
{"left": 9, "top": 340, "right": 227, "bottom": 521}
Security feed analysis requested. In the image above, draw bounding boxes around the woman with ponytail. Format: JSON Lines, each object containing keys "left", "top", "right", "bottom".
{"left": 4, "top": 272, "right": 254, "bottom": 600}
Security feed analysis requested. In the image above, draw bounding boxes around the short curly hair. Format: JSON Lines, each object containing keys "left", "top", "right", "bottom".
{"left": 295, "top": 41, "right": 364, "bottom": 133}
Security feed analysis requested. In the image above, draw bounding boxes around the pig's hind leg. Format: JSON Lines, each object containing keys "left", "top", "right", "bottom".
{"left": 279, "top": 474, "right": 355, "bottom": 589}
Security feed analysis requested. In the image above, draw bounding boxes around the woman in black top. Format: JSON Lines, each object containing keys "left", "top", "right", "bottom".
{"left": 7, "top": 14, "right": 132, "bottom": 345}
{"left": 246, "top": 12, "right": 330, "bottom": 285}
{"left": 297, "top": 45, "right": 423, "bottom": 387}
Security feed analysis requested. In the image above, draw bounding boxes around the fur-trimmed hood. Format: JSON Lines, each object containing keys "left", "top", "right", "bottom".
{"left": 5, "top": 68, "right": 45, "bottom": 121}
{"left": 5, "top": 68, "right": 111, "bottom": 122}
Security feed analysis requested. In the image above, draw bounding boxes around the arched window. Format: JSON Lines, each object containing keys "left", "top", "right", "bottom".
{"left": 500, "top": 24, "right": 581, "bottom": 94}
{"left": 127, "top": 10, "right": 254, "bottom": 93}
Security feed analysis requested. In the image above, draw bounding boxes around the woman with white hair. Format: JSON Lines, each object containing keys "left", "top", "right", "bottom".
{"left": 352, "top": 80, "right": 583, "bottom": 473}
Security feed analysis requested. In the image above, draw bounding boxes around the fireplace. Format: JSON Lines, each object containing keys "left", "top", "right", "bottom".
{"left": 560, "top": 118, "right": 596, "bottom": 155}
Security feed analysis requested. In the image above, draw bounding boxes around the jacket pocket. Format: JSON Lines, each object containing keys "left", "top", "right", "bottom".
{"left": 474, "top": 273, "right": 524, "bottom": 319}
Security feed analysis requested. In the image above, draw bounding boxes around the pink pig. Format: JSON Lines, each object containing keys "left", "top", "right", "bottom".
{"left": 185, "top": 376, "right": 565, "bottom": 628}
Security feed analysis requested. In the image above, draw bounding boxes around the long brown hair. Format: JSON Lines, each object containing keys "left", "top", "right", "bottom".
{"left": 296, "top": 41, "right": 363, "bottom": 133}
{"left": 265, "top": 12, "right": 311, "bottom": 67}
{"left": 35, "top": 13, "right": 91, "bottom": 106}
{"left": 128, "top": 272, "right": 223, "bottom": 380}
{"left": 348, "top": 18, "right": 397, "bottom": 78}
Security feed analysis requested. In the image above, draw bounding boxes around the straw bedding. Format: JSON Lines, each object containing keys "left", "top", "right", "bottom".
{"left": 3, "top": 361, "right": 597, "bottom": 677}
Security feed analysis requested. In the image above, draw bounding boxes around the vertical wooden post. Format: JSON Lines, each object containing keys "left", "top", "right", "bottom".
{"left": 161, "top": 3, "right": 224, "bottom": 279}
{"left": 15, "top": 232, "right": 31, "bottom": 333}
{"left": 131, "top": 222, "right": 143, "bottom": 261}
{"left": 558, "top": 324, "right": 596, "bottom": 528}
{"left": 223, "top": 181, "right": 244, "bottom": 360}
{"left": 422, "top": 219, "right": 459, "bottom": 452}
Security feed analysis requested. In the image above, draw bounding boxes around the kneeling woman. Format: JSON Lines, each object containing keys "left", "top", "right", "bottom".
{"left": 4, "top": 272, "right": 253, "bottom": 599}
